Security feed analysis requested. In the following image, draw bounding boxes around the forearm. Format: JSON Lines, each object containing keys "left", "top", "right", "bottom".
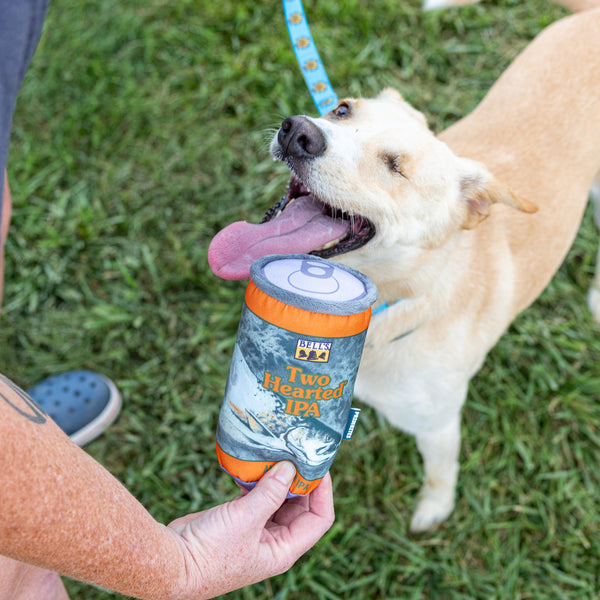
{"left": 0, "top": 374, "right": 189, "bottom": 600}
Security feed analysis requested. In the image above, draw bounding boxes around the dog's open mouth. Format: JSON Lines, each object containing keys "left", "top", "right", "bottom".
{"left": 261, "top": 177, "right": 376, "bottom": 258}
{"left": 208, "top": 175, "right": 376, "bottom": 280}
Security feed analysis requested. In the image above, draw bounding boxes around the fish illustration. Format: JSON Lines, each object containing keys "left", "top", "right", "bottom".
{"left": 284, "top": 425, "right": 338, "bottom": 465}
{"left": 227, "top": 401, "right": 340, "bottom": 467}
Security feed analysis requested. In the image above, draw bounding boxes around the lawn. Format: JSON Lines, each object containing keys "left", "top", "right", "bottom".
{"left": 2, "top": 0, "right": 600, "bottom": 598}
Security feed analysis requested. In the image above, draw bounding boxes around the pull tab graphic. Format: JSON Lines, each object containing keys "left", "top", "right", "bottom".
{"left": 288, "top": 259, "right": 339, "bottom": 294}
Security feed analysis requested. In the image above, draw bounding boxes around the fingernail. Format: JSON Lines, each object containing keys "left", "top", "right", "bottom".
{"left": 272, "top": 461, "right": 296, "bottom": 485}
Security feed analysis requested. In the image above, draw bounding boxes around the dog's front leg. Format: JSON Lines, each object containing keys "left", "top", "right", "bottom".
{"left": 355, "top": 347, "right": 468, "bottom": 532}
{"left": 410, "top": 415, "right": 461, "bottom": 533}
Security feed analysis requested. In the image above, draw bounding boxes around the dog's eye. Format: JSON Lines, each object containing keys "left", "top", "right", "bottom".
{"left": 383, "top": 153, "right": 406, "bottom": 178}
{"left": 333, "top": 102, "right": 350, "bottom": 118}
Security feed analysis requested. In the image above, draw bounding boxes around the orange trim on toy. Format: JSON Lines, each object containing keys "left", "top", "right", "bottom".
{"left": 244, "top": 280, "right": 371, "bottom": 337}
{"left": 216, "top": 443, "right": 323, "bottom": 495}
{"left": 216, "top": 442, "right": 275, "bottom": 482}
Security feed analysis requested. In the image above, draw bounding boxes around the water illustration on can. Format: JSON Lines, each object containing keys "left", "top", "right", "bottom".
{"left": 216, "top": 254, "right": 378, "bottom": 495}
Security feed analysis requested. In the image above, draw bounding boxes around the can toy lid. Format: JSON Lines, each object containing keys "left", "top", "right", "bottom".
{"left": 250, "top": 254, "right": 378, "bottom": 316}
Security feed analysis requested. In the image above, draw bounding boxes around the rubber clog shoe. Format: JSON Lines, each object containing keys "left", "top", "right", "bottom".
{"left": 27, "top": 370, "right": 121, "bottom": 446}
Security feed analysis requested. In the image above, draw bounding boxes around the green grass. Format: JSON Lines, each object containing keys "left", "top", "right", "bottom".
{"left": 2, "top": 0, "right": 600, "bottom": 598}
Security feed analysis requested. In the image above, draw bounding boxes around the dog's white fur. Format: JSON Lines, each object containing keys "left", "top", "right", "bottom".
{"left": 271, "top": 7, "right": 600, "bottom": 531}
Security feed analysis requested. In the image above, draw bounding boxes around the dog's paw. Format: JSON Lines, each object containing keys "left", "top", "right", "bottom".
{"left": 422, "top": 0, "right": 451, "bottom": 9}
{"left": 409, "top": 493, "right": 455, "bottom": 533}
{"left": 587, "top": 284, "right": 600, "bottom": 323}
{"left": 422, "top": 0, "right": 480, "bottom": 10}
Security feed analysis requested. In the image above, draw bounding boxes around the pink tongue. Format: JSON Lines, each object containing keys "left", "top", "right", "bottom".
{"left": 208, "top": 196, "right": 350, "bottom": 280}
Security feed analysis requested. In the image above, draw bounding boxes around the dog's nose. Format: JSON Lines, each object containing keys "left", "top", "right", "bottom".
{"left": 277, "top": 116, "right": 326, "bottom": 159}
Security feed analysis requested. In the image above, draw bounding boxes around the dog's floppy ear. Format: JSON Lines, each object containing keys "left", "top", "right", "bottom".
{"left": 459, "top": 158, "right": 538, "bottom": 230}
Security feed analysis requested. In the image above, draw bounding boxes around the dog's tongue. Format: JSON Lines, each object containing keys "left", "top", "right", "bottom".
{"left": 208, "top": 195, "right": 349, "bottom": 280}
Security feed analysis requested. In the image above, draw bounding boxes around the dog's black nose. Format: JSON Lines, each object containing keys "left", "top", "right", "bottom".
{"left": 278, "top": 116, "right": 326, "bottom": 159}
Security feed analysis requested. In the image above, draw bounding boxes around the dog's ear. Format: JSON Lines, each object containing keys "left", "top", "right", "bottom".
{"left": 377, "top": 88, "right": 405, "bottom": 103}
{"left": 459, "top": 158, "right": 538, "bottom": 230}
{"left": 377, "top": 88, "right": 429, "bottom": 128}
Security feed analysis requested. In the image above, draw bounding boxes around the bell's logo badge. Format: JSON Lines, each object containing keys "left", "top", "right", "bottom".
{"left": 295, "top": 339, "right": 331, "bottom": 363}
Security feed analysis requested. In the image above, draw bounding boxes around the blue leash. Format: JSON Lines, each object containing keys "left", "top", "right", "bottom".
{"left": 282, "top": 0, "right": 338, "bottom": 115}
{"left": 282, "top": 2, "right": 403, "bottom": 317}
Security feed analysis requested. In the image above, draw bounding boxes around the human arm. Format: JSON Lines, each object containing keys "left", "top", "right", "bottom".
{"left": 0, "top": 374, "right": 335, "bottom": 599}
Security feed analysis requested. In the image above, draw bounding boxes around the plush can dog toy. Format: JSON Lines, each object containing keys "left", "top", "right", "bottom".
{"left": 216, "top": 254, "right": 378, "bottom": 495}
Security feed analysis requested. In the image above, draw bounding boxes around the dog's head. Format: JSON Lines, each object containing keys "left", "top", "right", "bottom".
{"left": 208, "top": 89, "right": 536, "bottom": 281}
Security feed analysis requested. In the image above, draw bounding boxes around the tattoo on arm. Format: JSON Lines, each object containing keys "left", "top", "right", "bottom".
{"left": 0, "top": 374, "right": 47, "bottom": 424}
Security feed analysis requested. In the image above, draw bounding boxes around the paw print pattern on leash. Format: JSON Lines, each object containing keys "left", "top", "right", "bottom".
{"left": 283, "top": 0, "right": 338, "bottom": 115}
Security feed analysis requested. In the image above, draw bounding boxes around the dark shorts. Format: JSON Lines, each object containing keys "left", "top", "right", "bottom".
{"left": 0, "top": 0, "right": 49, "bottom": 232}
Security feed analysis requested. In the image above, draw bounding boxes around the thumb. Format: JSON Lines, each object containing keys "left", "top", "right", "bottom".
{"left": 242, "top": 461, "right": 296, "bottom": 521}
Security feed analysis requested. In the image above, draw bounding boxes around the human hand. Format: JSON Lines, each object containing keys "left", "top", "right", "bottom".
{"left": 167, "top": 462, "right": 334, "bottom": 599}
